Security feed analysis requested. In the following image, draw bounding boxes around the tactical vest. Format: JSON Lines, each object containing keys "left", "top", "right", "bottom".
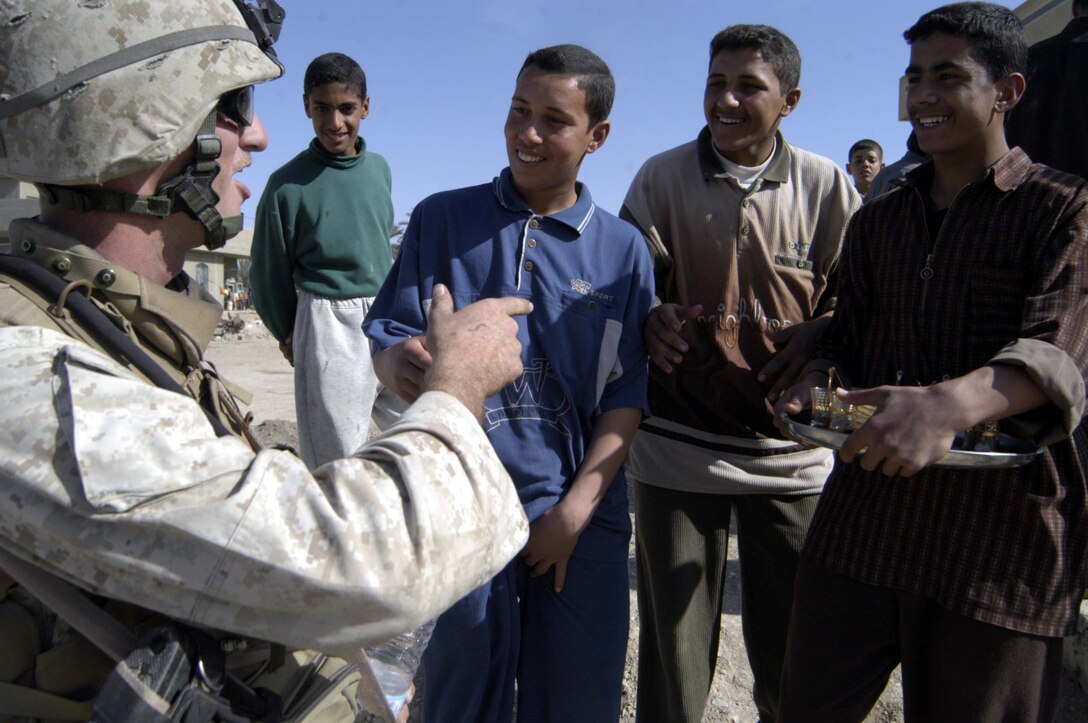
{"left": 0, "top": 238, "right": 260, "bottom": 452}
{"left": 0, "top": 233, "right": 369, "bottom": 721}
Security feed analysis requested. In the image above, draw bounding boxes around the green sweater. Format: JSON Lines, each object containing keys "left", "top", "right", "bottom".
{"left": 250, "top": 137, "right": 394, "bottom": 342}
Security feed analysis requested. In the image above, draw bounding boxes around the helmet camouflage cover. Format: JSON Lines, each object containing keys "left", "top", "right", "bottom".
{"left": 0, "top": 0, "right": 284, "bottom": 185}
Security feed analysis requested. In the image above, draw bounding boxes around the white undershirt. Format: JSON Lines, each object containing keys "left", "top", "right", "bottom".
{"left": 713, "top": 137, "right": 776, "bottom": 189}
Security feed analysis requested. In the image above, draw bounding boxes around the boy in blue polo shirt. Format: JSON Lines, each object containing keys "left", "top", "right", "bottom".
{"left": 364, "top": 44, "right": 653, "bottom": 723}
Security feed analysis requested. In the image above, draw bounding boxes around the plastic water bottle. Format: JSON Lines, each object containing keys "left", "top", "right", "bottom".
{"left": 362, "top": 619, "right": 435, "bottom": 717}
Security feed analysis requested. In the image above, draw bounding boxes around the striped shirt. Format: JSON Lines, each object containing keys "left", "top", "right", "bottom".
{"left": 621, "top": 129, "right": 859, "bottom": 494}
{"left": 805, "top": 148, "right": 1088, "bottom": 636}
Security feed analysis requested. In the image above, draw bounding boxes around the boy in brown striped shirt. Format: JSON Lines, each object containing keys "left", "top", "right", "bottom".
{"left": 775, "top": 3, "right": 1088, "bottom": 721}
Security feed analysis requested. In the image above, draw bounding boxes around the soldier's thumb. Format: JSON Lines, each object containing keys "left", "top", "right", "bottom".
{"left": 429, "top": 284, "right": 453, "bottom": 323}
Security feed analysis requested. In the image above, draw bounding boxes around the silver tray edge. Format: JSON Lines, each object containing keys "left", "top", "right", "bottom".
{"left": 781, "top": 415, "right": 1041, "bottom": 469}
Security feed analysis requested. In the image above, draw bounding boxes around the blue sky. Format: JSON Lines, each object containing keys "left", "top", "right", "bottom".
{"left": 241, "top": 0, "right": 1020, "bottom": 229}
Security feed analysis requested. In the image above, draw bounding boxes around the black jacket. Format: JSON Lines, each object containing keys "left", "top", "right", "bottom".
{"left": 1006, "top": 16, "right": 1088, "bottom": 181}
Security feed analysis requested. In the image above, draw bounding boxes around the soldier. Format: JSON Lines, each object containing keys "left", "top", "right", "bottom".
{"left": 0, "top": 0, "right": 532, "bottom": 719}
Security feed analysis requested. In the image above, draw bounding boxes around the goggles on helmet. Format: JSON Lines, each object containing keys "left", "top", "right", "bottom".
{"left": 6, "top": 0, "right": 286, "bottom": 250}
{"left": 217, "top": 86, "right": 255, "bottom": 127}
{"left": 233, "top": 0, "right": 285, "bottom": 58}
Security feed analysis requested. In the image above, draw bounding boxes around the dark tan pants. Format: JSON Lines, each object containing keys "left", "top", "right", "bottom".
{"left": 633, "top": 481, "right": 819, "bottom": 723}
{"left": 779, "top": 558, "right": 1064, "bottom": 723}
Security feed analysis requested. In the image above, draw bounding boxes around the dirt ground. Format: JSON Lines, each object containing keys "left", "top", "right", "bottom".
{"left": 206, "top": 311, "right": 1088, "bottom": 722}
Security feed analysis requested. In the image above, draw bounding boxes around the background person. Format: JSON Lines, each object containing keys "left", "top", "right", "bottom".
{"left": 865, "top": 131, "right": 929, "bottom": 200}
{"left": 251, "top": 51, "right": 400, "bottom": 469}
{"left": 1005, "top": 0, "right": 1088, "bottom": 180}
{"left": 845, "top": 138, "right": 885, "bottom": 196}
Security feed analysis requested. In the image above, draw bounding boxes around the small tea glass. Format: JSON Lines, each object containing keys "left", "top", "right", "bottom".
{"left": 810, "top": 386, "right": 833, "bottom": 428}
{"left": 963, "top": 420, "right": 999, "bottom": 452}
{"left": 829, "top": 396, "right": 856, "bottom": 432}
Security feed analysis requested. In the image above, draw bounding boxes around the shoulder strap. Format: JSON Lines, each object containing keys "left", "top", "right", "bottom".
{"left": 0, "top": 681, "right": 95, "bottom": 720}
{"left": 0, "top": 253, "right": 232, "bottom": 439}
{"left": 0, "top": 546, "right": 138, "bottom": 662}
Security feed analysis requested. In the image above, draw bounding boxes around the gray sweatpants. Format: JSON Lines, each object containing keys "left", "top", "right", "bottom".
{"left": 293, "top": 290, "right": 403, "bottom": 469}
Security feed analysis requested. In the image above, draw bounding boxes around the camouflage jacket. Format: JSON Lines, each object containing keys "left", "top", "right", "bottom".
{"left": 0, "top": 218, "right": 529, "bottom": 653}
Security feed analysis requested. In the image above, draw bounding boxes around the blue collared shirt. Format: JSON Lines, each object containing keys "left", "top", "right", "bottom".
{"left": 365, "top": 169, "right": 653, "bottom": 557}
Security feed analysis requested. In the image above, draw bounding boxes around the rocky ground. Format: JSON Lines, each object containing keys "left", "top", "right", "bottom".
{"left": 207, "top": 311, "right": 1088, "bottom": 722}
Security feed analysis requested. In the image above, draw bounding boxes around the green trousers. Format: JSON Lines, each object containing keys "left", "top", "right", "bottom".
{"left": 633, "top": 480, "right": 820, "bottom": 723}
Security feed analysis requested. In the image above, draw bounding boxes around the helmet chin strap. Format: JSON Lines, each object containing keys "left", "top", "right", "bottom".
{"left": 36, "top": 111, "right": 241, "bottom": 250}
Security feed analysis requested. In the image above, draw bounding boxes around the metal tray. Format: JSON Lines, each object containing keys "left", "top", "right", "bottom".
{"left": 781, "top": 414, "right": 1042, "bottom": 469}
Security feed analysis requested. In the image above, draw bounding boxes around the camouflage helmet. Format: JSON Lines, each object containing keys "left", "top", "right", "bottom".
{"left": 0, "top": 0, "right": 285, "bottom": 248}
{"left": 0, "top": 0, "right": 284, "bottom": 184}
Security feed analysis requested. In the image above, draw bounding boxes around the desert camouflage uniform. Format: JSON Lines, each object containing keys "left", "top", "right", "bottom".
{"left": 0, "top": 218, "right": 529, "bottom": 718}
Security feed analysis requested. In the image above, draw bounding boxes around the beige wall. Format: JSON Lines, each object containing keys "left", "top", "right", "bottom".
{"left": 184, "top": 228, "right": 253, "bottom": 301}
{"left": 1017, "top": 0, "right": 1073, "bottom": 43}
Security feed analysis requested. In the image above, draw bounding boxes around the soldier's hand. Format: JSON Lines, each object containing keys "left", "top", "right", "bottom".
{"left": 424, "top": 284, "right": 532, "bottom": 420}
{"left": 645, "top": 303, "right": 702, "bottom": 373}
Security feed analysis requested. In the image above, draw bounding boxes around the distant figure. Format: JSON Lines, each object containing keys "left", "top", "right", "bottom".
{"left": 250, "top": 52, "right": 397, "bottom": 469}
{"left": 1005, "top": 0, "right": 1088, "bottom": 179}
{"left": 845, "top": 138, "right": 885, "bottom": 196}
{"left": 865, "top": 131, "right": 929, "bottom": 201}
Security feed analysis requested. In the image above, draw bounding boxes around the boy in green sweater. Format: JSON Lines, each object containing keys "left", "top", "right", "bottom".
{"left": 250, "top": 52, "right": 396, "bottom": 469}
